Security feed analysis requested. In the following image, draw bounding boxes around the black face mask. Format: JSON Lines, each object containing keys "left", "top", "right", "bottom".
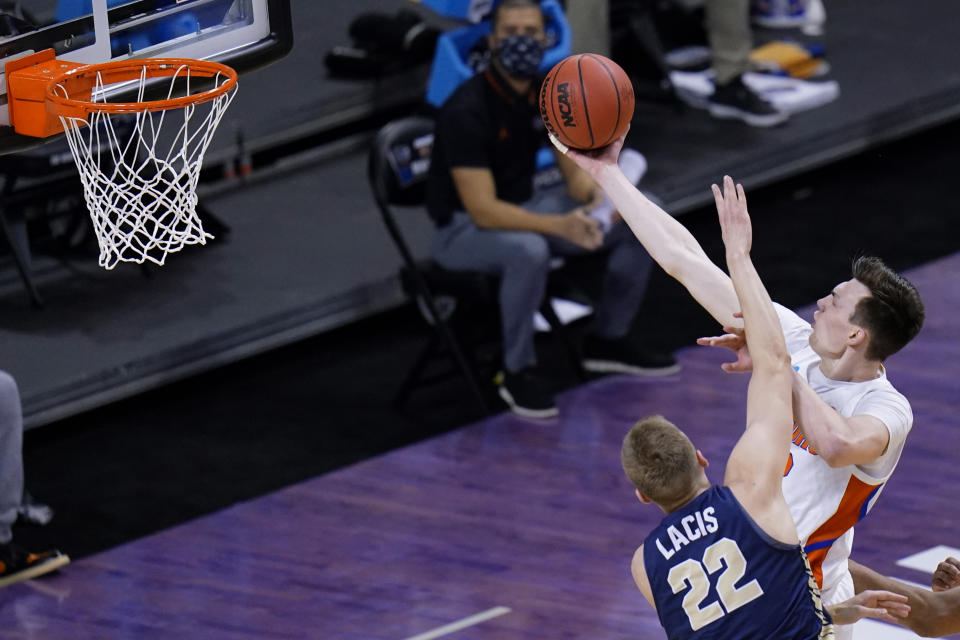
{"left": 494, "top": 34, "right": 545, "bottom": 80}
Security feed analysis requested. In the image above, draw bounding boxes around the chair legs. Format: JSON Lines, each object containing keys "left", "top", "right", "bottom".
{"left": 396, "top": 290, "right": 592, "bottom": 411}
{"left": 397, "top": 284, "right": 492, "bottom": 414}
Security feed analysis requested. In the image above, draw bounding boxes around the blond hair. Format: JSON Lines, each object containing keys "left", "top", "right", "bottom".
{"left": 621, "top": 415, "right": 700, "bottom": 505}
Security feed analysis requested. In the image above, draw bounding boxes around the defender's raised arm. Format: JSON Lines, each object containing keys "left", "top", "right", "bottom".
{"left": 712, "top": 177, "right": 794, "bottom": 532}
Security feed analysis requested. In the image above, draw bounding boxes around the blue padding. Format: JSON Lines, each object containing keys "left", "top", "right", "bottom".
{"left": 56, "top": 0, "right": 124, "bottom": 21}
{"left": 535, "top": 146, "right": 555, "bottom": 171}
{"left": 425, "top": 0, "right": 571, "bottom": 108}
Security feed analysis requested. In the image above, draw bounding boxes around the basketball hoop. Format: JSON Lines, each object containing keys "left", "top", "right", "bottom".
{"left": 6, "top": 50, "right": 238, "bottom": 269}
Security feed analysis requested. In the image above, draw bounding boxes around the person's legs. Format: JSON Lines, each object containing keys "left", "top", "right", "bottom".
{"left": 705, "top": 0, "right": 752, "bottom": 85}
{"left": 545, "top": 220, "right": 678, "bottom": 375}
{"left": 0, "top": 370, "right": 24, "bottom": 546}
{"left": 704, "top": 0, "right": 788, "bottom": 127}
{"left": 588, "top": 220, "right": 653, "bottom": 339}
{"left": 0, "top": 370, "right": 69, "bottom": 588}
{"left": 540, "top": 219, "right": 650, "bottom": 339}
{"left": 528, "top": 187, "right": 679, "bottom": 375}
{"left": 528, "top": 150, "right": 652, "bottom": 336}
{"left": 433, "top": 213, "right": 551, "bottom": 373}
{"left": 434, "top": 213, "right": 558, "bottom": 417}
{"left": 567, "top": 0, "right": 610, "bottom": 57}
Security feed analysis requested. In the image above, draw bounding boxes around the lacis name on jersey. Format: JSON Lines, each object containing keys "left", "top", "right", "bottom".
{"left": 656, "top": 507, "right": 719, "bottom": 560}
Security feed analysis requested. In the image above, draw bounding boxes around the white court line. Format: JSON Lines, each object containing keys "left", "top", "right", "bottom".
{"left": 402, "top": 607, "right": 512, "bottom": 640}
{"left": 852, "top": 619, "right": 921, "bottom": 639}
{"left": 895, "top": 545, "right": 960, "bottom": 574}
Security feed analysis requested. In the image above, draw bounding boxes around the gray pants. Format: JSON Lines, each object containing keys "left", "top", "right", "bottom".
{"left": 433, "top": 190, "right": 653, "bottom": 372}
{"left": 706, "top": 0, "right": 752, "bottom": 85}
{"left": 0, "top": 370, "right": 24, "bottom": 544}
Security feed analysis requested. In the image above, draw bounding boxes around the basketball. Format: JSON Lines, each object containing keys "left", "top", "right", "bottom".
{"left": 539, "top": 54, "right": 635, "bottom": 150}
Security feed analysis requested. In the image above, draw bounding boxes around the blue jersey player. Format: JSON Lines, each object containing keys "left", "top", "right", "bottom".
{"left": 619, "top": 177, "right": 910, "bottom": 639}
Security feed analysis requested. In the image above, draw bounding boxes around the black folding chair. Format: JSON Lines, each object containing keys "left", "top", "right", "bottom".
{"left": 368, "top": 116, "right": 586, "bottom": 413}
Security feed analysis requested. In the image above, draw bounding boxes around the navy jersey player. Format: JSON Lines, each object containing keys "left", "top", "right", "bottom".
{"left": 620, "top": 178, "right": 910, "bottom": 639}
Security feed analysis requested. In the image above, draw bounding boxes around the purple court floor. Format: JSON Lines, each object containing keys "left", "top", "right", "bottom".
{"left": 2, "top": 253, "right": 959, "bottom": 639}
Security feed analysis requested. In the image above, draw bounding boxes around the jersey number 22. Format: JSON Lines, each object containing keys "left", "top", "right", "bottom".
{"left": 666, "top": 537, "right": 764, "bottom": 631}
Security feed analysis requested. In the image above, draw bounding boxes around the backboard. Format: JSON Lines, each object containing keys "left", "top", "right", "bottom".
{"left": 0, "top": 0, "right": 292, "bottom": 151}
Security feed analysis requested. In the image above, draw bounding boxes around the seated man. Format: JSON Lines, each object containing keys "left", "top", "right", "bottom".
{"left": 426, "top": 0, "right": 678, "bottom": 419}
{"left": 0, "top": 369, "right": 68, "bottom": 588}
{"left": 622, "top": 177, "right": 906, "bottom": 638}
{"left": 850, "top": 557, "right": 960, "bottom": 638}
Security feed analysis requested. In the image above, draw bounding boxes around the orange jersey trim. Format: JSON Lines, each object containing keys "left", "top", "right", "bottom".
{"left": 802, "top": 475, "right": 883, "bottom": 587}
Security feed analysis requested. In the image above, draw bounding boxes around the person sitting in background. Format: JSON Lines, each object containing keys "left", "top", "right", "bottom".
{"left": 0, "top": 369, "right": 69, "bottom": 588}
{"left": 426, "top": 0, "right": 678, "bottom": 419}
{"left": 849, "top": 557, "right": 960, "bottom": 638}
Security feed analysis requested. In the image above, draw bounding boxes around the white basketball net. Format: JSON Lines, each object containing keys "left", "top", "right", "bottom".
{"left": 54, "top": 63, "right": 236, "bottom": 269}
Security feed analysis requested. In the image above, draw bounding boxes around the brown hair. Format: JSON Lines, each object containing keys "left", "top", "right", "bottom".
{"left": 850, "top": 256, "right": 925, "bottom": 361}
{"left": 490, "top": 0, "right": 545, "bottom": 30}
{"left": 621, "top": 415, "right": 700, "bottom": 506}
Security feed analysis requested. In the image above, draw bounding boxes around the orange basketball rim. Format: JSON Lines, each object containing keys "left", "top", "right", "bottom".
{"left": 6, "top": 49, "right": 237, "bottom": 138}
{"left": 4, "top": 49, "right": 239, "bottom": 269}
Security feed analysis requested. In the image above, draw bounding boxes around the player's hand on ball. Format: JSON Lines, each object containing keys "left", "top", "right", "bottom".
{"left": 550, "top": 131, "right": 626, "bottom": 181}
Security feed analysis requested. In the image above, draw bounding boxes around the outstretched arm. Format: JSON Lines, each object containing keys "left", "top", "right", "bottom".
{"left": 850, "top": 559, "right": 960, "bottom": 637}
{"left": 553, "top": 134, "right": 741, "bottom": 327}
{"left": 710, "top": 177, "right": 795, "bottom": 541}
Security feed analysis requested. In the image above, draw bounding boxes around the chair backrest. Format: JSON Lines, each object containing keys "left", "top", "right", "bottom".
{"left": 369, "top": 116, "right": 436, "bottom": 210}
{"left": 369, "top": 116, "right": 437, "bottom": 270}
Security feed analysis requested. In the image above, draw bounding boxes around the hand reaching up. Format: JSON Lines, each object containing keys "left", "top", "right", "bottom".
{"left": 712, "top": 175, "right": 752, "bottom": 257}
